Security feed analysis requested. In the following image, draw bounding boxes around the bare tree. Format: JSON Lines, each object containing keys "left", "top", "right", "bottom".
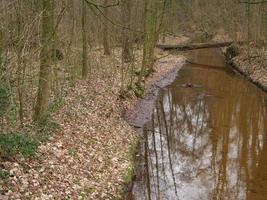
{"left": 34, "top": 0, "right": 54, "bottom": 121}
{"left": 121, "top": 0, "right": 132, "bottom": 62}
{"left": 103, "top": 0, "right": 111, "bottom": 55}
{"left": 82, "top": 0, "right": 89, "bottom": 78}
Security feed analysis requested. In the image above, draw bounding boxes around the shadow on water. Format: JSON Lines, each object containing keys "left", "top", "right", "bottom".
{"left": 132, "top": 48, "right": 267, "bottom": 200}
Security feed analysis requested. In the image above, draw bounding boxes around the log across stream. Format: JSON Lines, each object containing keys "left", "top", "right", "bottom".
{"left": 131, "top": 48, "right": 267, "bottom": 200}
{"left": 156, "top": 41, "right": 243, "bottom": 51}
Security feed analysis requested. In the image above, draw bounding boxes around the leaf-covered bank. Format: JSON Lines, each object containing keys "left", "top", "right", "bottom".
{"left": 225, "top": 45, "right": 267, "bottom": 92}
{"left": 1, "top": 46, "right": 185, "bottom": 200}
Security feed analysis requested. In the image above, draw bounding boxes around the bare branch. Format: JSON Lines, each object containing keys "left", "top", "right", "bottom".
{"left": 84, "top": 0, "right": 120, "bottom": 8}
{"left": 88, "top": 2, "right": 144, "bottom": 34}
{"left": 238, "top": 0, "right": 267, "bottom": 4}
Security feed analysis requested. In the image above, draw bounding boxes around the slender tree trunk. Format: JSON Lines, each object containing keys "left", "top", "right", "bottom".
{"left": 158, "top": 0, "right": 168, "bottom": 43}
{"left": 103, "top": 0, "right": 111, "bottom": 55}
{"left": 34, "top": 0, "right": 54, "bottom": 121}
{"left": 67, "top": 0, "right": 76, "bottom": 81}
{"left": 138, "top": 0, "right": 159, "bottom": 87}
{"left": 82, "top": 0, "right": 88, "bottom": 78}
{"left": 15, "top": 0, "right": 24, "bottom": 126}
{"left": 138, "top": 0, "right": 149, "bottom": 87}
{"left": 246, "top": 0, "right": 251, "bottom": 63}
{"left": 0, "top": 29, "right": 2, "bottom": 65}
{"left": 148, "top": 0, "right": 158, "bottom": 73}
{"left": 121, "top": 0, "right": 131, "bottom": 62}
{"left": 264, "top": 3, "right": 267, "bottom": 45}
{"left": 51, "top": 0, "right": 59, "bottom": 95}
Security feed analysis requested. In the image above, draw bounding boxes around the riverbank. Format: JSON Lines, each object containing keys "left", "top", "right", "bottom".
{"left": 225, "top": 45, "right": 267, "bottom": 92}
{"left": 0, "top": 42, "right": 186, "bottom": 199}
{"left": 124, "top": 47, "right": 186, "bottom": 200}
{"left": 210, "top": 32, "right": 267, "bottom": 92}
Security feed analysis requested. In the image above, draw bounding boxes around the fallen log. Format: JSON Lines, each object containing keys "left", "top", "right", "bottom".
{"left": 156, "top": 41, "right": 239, "bottom": 51}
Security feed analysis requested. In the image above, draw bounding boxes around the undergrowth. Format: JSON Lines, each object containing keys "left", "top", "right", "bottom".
{"left": 0, "top": 98, "right": 62, "bottom": 159}
{"left": 117, "top": 136, "right": 139, "bottom": 199}
{"left": 0, "top": 132, "right": 39, "bottom": 158}
{"left": 0, "top": 169, "right": 9, "bottom": 183}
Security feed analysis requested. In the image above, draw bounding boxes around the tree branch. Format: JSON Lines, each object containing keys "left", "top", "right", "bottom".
{"left": 87, "top": 2, "right": 144, "bottom": 34}
{"left": 84, "top": 0, "right": 120, "bottom": 8}
{"left": 239, "top": 0, "right": 267, "bottom": 4}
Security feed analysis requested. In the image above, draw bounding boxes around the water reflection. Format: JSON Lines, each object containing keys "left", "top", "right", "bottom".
{"left": 133, "top": 49, "right": 267, "bottom": 200}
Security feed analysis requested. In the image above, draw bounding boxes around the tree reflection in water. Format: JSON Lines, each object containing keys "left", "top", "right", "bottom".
{"left": 133, "top": 49, "right": 267, "bottom": 200}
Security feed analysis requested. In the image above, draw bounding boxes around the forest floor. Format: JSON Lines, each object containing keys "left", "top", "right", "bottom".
{"left": 0, "top": 36, "right": 187, "bottom": 200}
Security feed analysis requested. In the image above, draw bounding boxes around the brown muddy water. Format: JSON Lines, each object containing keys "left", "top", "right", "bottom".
{"left": 132, "top": 48, "right": 267, "bottom": 200}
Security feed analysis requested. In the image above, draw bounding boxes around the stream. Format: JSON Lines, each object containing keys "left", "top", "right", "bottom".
{"left": 132, "top": 48, "right": 267, "bottom": 200}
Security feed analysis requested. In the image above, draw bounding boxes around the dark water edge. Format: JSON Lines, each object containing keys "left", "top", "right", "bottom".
{"left": 123, "top": 59, "right": 186, "bottom": 200}
{"left": 128, "top": 48, "right": 267, "bottom": 200}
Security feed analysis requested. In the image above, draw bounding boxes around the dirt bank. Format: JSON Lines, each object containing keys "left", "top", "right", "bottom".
{"left": 125, "top": 56, "right": 185, "bottom": 128}
{"left": 225, "top": 45, "right": 267, "bottom": 92}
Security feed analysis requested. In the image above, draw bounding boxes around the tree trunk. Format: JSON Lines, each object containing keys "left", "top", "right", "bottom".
{"left": 264, "top": 3, "right": 267, "bottom": 44}
{"left": 156, "top": 41, "right": 239, "bottom": 51}
{"left": 51, "top": 0, "right": 59, "bottom": 95}
{"left": 67, "top": 0, "right": 76, "bottom": 82}
{"left": 0, "top": 29, "right": 2, "bottom": 64}
{"left": 15, "top": 0, "right": 24, "bottom": 126}
{"left": 247, "top": 0, "right": 251, "bottom": 63}
{"left": 148, "top": 0, "right": 158, "bottom": 73}
{"left": 103, "top": 0, "right": 111, "bottom": 55}
{"left": 82, "top": 0, "right": 88, "bottom": 78}
{"left": 34, "top": 0, "right": 54, "bottom": 121}
{"left": 138, "top": 0, "right": 149, "bottom": 87}
{"left": 121, "top": 0, "right": 131, "bottom": 62}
